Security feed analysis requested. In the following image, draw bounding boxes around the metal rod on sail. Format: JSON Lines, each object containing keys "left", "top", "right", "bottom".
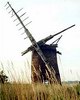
{"left": 51, "top": 35, "right": 62, "bottom": 45}
{"left": 23, "top": 17, "right": 29, "bottom": 22}
{"left": 17, "top": 8, "right": 23, "bottom": 13}
{"left": 19, "top": 12, "right": 26, "bottom": 18}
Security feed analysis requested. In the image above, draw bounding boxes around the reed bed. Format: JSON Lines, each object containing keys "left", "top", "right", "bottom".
{"left": 0, "top": 61, "right": 80, "bottom": 100}
{"left": 1, "top": 83, "right": 80, "bottom": 100}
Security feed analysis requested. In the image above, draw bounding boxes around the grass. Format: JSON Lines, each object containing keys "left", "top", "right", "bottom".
{"left": 1, "top": 83, "right": 80, "bottom": 100}
{"left": 0, "top": 61, "right": 80, "bottom": 100}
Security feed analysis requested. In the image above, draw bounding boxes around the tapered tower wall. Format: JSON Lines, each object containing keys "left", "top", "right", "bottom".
{"left": 31, "top": 44, "right": 61, "bottom": 84}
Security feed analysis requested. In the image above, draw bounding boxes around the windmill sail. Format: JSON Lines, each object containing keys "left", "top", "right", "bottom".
{"left": 22, "top": 25, "right": 75, "bottom": 56}
{"left": 6, "top": 2, "right": 50, "bottom": 66}
{"left": 6, "top": 2, "right": 57, "bottom": 83}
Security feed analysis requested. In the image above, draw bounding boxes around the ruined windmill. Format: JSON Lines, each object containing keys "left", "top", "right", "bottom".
{"left": 5, "top": 2, "right": 75, "bottom": 84}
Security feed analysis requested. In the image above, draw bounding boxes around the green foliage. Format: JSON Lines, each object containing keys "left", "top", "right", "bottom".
{"left": 0, "top": 70, "right": 8, "bottom": 84}
{"left": 76, "top": 84, "right": 80, "bottom": 96}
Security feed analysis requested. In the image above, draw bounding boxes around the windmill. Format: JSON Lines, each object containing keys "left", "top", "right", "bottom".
{"left": 5, "top": 2, "right": 75, "bottom": 84}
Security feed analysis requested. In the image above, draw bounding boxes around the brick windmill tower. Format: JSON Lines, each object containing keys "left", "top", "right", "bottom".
{"left": 5, "top": 2, "right": 75, "bottom": 84}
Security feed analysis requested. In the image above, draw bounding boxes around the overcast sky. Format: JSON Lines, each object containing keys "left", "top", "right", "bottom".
{"left": 0, "top": 0, "right": 80, "bottom": 82}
